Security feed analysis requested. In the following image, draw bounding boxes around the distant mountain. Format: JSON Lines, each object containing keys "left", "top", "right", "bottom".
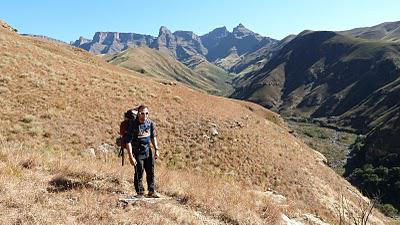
{"left": 104, "top": 46, "right": 233, "bottom": 95}
{"left": 72, "top": 24, "right": 278, "bottom": 72}
{"left": 340, "top": 21, "right": 400, "bottom": 42}
{"left": 71, "top": 32, "right": 156, "bottom": 54}
{"left": 201, "top": 24, "right": 276, "bottom": 67}
{"left": 230, "top": 34, "right": 296, "bottom": 75}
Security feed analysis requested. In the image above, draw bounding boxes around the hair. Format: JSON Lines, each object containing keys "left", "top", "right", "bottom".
{"left": 137, "top": 105, "right": 148, "bottom": 112}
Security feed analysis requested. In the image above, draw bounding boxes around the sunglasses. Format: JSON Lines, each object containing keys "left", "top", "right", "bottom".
{"left": 139, "top": 112, "right": 149, "bottom": 115}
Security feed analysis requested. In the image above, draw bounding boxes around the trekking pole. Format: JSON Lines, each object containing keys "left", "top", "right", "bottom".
{"left": 118, "top": 145, "right": 124, "bottom": 166}
{"left": 121, "top": 147, "right": 124, "bottom": 166}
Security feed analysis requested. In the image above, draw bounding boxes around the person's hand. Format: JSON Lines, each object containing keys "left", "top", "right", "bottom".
{"left": 129, "top": 157, "right": 137, "bottom": 167}
{"left": 154, "top": 149, "right": 160, "bottom": 160}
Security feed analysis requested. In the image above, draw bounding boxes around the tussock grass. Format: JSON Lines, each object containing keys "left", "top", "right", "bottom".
{"left": 20, "top": 114, "right": 36, "bottom": 123}
{"left": 158, "top": 169, "right": 282, "bottom": 224}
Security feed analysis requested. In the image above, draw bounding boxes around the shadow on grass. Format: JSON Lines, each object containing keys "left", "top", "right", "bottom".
{"left": 47, "top": 175, "right": 90, "bottom": 192}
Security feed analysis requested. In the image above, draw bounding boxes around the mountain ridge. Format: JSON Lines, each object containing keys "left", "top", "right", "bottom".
{"left": 71, "top": 24, "right": 278, "bottom": 72}
{"left": 340, "top": 21, "right": 400, "bottom": 42}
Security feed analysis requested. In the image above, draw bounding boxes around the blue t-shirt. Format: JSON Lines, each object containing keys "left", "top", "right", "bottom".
{"left": 125, "top": 119, "right": 156, "bottom": 159}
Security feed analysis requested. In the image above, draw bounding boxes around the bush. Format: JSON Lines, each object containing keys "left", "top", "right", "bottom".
{"left": 378, "top": 204, "right": 399, "bottom": 218}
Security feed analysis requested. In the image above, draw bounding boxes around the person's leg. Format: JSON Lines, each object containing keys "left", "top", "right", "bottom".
{"left": 144, "top": 151, "right": 155, "bottom": 193}
{"left": 134, "top": 157, "right": 145, "bottom": 195}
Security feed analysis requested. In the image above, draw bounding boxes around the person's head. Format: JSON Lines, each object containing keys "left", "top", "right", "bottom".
{"left": 137, "top": 105, "right": 149, "bottom": 123}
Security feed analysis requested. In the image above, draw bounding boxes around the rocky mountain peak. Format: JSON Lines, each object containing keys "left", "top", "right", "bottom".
{"left": 232, "top": 23, "right": 265, "bottom": 42}
{"left": 236, "top": 23, "right": 245, "bottom": 28}
{"left": 158, "top": 26, "right": 173, "bottom": 36}
{"left": 200, "top": 26, "right": 230, "bottom": 50}
{"left": 76, "top": 36, "right": 90, "bottom": 45}
{"left": 233, "top": 23, "right": 252, "bottom": 36}
{"left": 206, "top": 26, "right": 229, "bottom": 38}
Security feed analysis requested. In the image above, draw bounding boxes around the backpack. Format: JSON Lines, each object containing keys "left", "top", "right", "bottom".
{"left": 117, "top": 107, "right": 138, "bottom": 165}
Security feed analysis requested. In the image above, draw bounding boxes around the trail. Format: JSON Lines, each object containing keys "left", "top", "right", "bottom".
{"left": 118, "top": 193, "right": 227, "bottom": 225}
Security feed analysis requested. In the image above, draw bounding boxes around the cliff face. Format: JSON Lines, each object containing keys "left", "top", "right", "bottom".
{"left": 72, "top": 32, "right": 156, "bottom": 54}
{"left": 72, "top": 24, "right": 278, "bottom": 71}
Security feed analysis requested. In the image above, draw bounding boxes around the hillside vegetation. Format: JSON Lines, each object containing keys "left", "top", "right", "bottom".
{"left": 105, "top": 47, "right": 234, "bottom": 96}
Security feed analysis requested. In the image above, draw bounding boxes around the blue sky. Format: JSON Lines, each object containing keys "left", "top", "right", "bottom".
{"left": 1, "top": 0, "right": 399, "bottom": 42}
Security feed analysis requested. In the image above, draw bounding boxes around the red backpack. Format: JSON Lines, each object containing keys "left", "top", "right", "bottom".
{"left": 117, "top": 108, "right": 138, "bottom": 165}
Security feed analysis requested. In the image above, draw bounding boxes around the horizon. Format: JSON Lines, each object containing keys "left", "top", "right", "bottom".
{"left": 1, "top": 0, "right": 400, "bottom": 42}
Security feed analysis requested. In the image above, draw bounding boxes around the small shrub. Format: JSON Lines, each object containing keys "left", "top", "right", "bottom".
{"left": 21, "top": 114, "right": 36, "bottom": 123}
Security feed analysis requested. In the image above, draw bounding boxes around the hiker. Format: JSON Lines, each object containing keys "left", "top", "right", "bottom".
{"left": 126, "top": 105, "right": 160, "bottom": 198}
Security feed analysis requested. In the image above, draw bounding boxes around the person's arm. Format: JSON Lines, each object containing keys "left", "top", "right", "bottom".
{"left": 150, "top": 121, "right": 159, "bottom": 160}
{"left": 126, "top": 142, "right": 137, "bottom": 166}
{"left": 151, "top": 137, "right": 159, "bottom": 160}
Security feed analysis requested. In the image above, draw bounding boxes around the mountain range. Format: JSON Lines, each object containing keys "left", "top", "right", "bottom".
{"left": 72, "top": 24, "right": 277, "bottom": 73}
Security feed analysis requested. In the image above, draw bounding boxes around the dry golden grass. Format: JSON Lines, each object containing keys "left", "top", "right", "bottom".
{"left": 158, "top": 169, "right": 281, "bottom": 224}
{"left": 0, "top": 141, "right": 281, "bottom": 225}
{"left": 0, "top": 22, "right": 394, "bottom": 224}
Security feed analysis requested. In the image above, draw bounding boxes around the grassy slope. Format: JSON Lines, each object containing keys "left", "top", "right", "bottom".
{"left": 232, "top": 31, "right": 400, "bottom": 125}
{"left": 0, "top": 25, "right": 392, "bottom": 224}
{"left": 104, "top": 46, "right": 220, "bottom": 95}
{"left": 105, "top": 46, "right": 234, "bottom": 96}
{"left": 181, "top": 54, "right": 235, "bottom": 96}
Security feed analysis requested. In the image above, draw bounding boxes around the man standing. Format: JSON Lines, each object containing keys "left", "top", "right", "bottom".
{"left": 126, "top": 105, "right": 160, "bottom": 198}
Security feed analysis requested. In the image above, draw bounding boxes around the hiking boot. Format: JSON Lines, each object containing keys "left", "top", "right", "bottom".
{"left": 147, "top": 191, "right": 160, "bottom": 198}
{"left": 136, "top": 193, "right": 145, "bottom": 198}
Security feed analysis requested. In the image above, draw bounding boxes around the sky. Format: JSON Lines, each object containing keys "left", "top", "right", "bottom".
{"left": 1, "top": 0, "right": 400, "bottom": 42}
